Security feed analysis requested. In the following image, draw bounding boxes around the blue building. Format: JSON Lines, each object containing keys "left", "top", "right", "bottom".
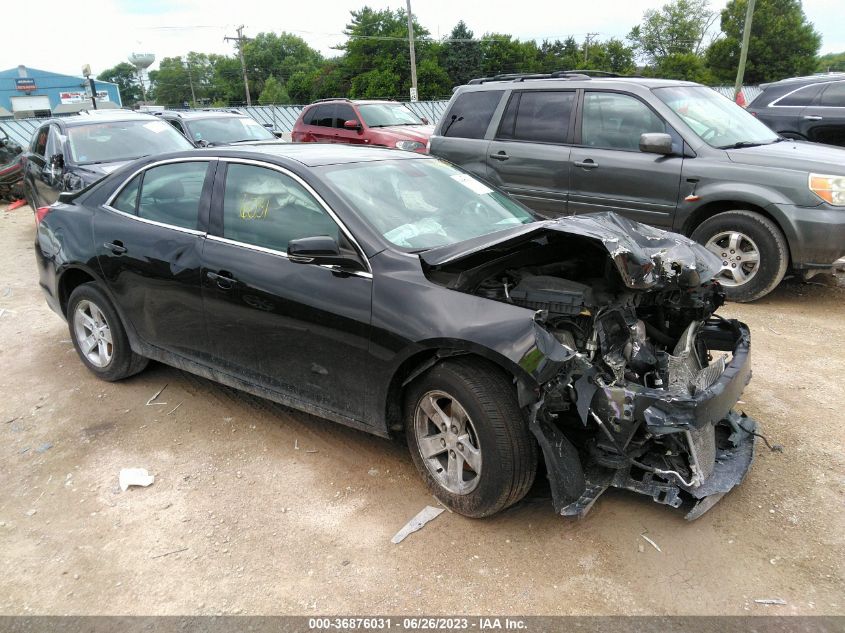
{"left": 0, "top": 65, "right": 122, "bottom": 118}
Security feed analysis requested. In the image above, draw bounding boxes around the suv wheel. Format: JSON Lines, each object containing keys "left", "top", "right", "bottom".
{"left": 68, "top": 283, "right": 148, "bottom": 381}
{"left": 691, "top": 210, "right": 788, "bottom": 302}
{"left": 404, "top": 358, "right": 537, "bottom": 518}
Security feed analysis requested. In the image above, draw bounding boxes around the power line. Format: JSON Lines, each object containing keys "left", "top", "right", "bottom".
{"left": 224, "top": 25, "right": 252, "bottom": 106}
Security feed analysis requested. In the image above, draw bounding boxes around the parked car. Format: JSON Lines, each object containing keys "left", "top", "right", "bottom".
{"left": 747, "top": 73, "right": 845, "bottom": 146}
{"left": 430, "top": 74, "right": 845, "bottom": 302}
{"left": 35, "top": 143, "right": 757, "bottom": 521}
{"left": 156, "top": 110, "right": 279, "bottom": 146}
{"left": 291, "top": 99, "right": 432, "bottom": 153}
{"left": 0, "top": 126, "right": 23, "bottom": 202}
{"left": 22, "top": 110, "right": 193, "bottom": 209}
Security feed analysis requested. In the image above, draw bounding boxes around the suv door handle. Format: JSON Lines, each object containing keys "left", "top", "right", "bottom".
{"left": 489, "top": 152, "right": 509, "bottom": 161}
{"left": 803, "top": 115, "right": 823, "bottom": 121}
{"left": 574, "top": 159, "right": 599, "bottom": 170}
{"left": 206, "top": 270, "right": 237, "bottom": 290}
{"left": 104, "top": 241, "right": 127, "bottom": 255}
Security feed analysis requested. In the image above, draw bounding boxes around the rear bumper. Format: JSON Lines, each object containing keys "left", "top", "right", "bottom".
{"left": 770, "top": 201, "right": 845, "bottom": 268}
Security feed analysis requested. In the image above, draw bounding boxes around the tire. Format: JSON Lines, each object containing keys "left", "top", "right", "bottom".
{"left": 404, "top": 358, "right": 538, "bottom": 518}
{"left": 67, "top": 283, "right": 148, "bottom": 381}
{"left": 691, "top": 210, "right": 788, "bottom": 302}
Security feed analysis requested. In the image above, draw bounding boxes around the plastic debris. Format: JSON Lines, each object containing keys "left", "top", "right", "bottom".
{"left": 119, "top": 468, "right": 155, "bottom": 492}
{"left": 754, "top": 599, "right": 787, "bottom": 605}
{"left": 7, "top": 200, "right": 27, "bottom": 211}
{"left": 391, "top": 506, "right": 445, "bottom": 544}
{"left": 640, "top": 533, "right": 662, "bottom": 552}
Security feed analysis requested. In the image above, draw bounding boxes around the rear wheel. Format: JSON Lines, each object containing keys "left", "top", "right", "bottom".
{"left": 691, "top": 210, "right": 788, "bottom": 302}
{"left": 404, "top": 358, "right": 537, "bottom": 518}
{"left": 68, "top": 283, "right": 148, "bottom": 381}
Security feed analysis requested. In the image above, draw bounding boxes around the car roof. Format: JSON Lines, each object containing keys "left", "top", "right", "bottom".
{"left": 157, "top": 110, "right": 248, "bottom": 120}
{"left": 56, "top": 110, "right": 160, "bottom": 127}
{"left": 193, "top": 142, "right": 426, "bottom": 167}
{"left": 760, "top": 72, "right": 845, "bottom": 89}
{"left": 459, "top": 76, "right": 701, "bottom": 90}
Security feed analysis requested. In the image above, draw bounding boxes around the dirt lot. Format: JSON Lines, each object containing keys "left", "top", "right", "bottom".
{"left": 1, "top": 202, "right": 843, "bottom": 616}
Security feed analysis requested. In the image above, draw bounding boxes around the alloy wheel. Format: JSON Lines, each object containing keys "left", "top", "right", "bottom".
{"left": 704, "top": 231, "right": 761, "bottom": 286}
{"left": 73, "top": 299, "right": 114, "bottom": 368}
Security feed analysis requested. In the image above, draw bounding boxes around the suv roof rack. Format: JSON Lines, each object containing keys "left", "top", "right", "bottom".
{"left": 311, "top": 97, "right": 353, "bottom": 103}
{"left": 466, "top": 69, "right": 632, "bottom": 85}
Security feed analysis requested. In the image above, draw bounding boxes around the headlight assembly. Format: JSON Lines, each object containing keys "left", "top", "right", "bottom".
{"left": 809, "top": 173, "right": 845, "bottom": 206}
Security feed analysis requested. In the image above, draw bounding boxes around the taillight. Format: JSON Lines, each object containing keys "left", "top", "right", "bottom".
{"left": 35, "top": 206, "right": 51, "bottom": 224}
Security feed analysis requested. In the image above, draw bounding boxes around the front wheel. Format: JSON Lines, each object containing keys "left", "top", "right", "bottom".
{"left": 68, "top": 283, "right": 148, "bottom": 381}
{"left": 691, "top": 210, "right": 788, "bottom": 302}
{"left": 404, "top": 358, "right": 537, "bottom": 518}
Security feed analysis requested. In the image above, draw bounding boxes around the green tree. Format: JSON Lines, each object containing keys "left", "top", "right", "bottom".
{"left": 98, "top": 62, "right": 143, "bottom": 106}
{"left": 705, "top": 0, "right": 821, "bottom": 83}
{"left": 538, "top": 37, "right": 582, "bottom": 72}
{"left": 244, "top": 32, "right": 322, "bottom": 101}
{"left": 148, "top": 56, "right": 192, "bottom": 106}
{"left": 441, "top": 21, "right": 482, "bottom": 86}
{"left": 817, "top": 51, "right": 845, "bottom": 72}
{"left": 629, "top": 0, "right": 718, "bottom": 64}
{"left": 479, "top": 34, "right": 541, "bottom": 76}
{"left": 258, "top": 76, "right": 291, "bottom": 104}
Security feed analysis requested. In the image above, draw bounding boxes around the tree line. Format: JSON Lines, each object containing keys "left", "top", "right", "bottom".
{"left": 98, "top": 0, "right": 828, "bottom": 107}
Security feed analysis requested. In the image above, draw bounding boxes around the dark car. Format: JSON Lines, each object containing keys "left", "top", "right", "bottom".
{"left": 747, "top": 73, "right": 845, "bottom": 146}
{"left": 157, "top": 110, "right": 279, "bottom": 146}
{"left": 22, "top": 110, "right": 193, "bottom": 209}
{"left": 430, "top": 74, "right": 845, "bottom": 302}
{"left": 0, "top": 126, "right": 23, "bottom": 201}
{"left": 291, "top": 99, "right": 433, "bottom": 153}
{"left": 35, "top": 144, "right": 758, "bottom": 521}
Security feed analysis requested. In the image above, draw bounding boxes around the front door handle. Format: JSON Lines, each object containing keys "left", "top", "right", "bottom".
{"left": 574, "top": 159, "right": 599, "bottom": 170}
{"left": 489, "top": 152, "right": 509, "bottom": 161}
{"left": 803, "top": 115, "right": 823, "bottom": 121}
{"left": 104, "top": 241, "right": 127, "bottom": 255}
{"left": 206, "top": 270, "right": 237, "bottom": 290}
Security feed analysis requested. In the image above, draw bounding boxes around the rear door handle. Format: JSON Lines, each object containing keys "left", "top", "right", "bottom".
{"left": 104, "top": 241, "right": 127, "bottom": 255}
{"left": 803, "top": 115, "right": 823, "bottom": 121}
{"left": 574, "top": 159, "right": 599, "bottom": 170}
{"left": 489, "top": 152, "right": 509, "bottom": 161}
{"left": 206, "top": 270, "right": 237, "bottom": 290}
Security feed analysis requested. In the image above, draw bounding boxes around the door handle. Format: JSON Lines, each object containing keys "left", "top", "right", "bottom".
{"left": 803, "top": 115, "right": 823, "bottom": 121}
{"left": 489, "top": 152, "right": 509, "bottom": 161}
{"left": 104, "top": 241, "right": 127, "bottom": 255}
{"left": 574, "top": 159, "right": 599, "bottom": 170}
{"left": 206, "top": 270, "right": 237, "bottom": 290}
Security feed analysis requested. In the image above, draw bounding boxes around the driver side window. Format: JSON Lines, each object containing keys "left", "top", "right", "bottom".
{"left": 221, "top": 163, "right": 340, "bottom": 253}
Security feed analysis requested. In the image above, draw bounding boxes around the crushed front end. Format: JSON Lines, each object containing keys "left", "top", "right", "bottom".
{"left": 422, "top": 212, "right": 759, "bottom": 519}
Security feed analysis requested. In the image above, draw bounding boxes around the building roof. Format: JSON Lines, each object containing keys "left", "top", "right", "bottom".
{"left": 0, "top": 66, "right": 119, "bottom": 86}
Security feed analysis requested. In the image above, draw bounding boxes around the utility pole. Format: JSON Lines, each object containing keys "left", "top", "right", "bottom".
{"left": 225, "top": 25, "right": 252, "bottom": 106}
{"left": 405, "top": 0, "right": 418, "bottom": 102}
{"left": 733, "top": 0, "right": 756, "bottom": 102}
{"left": 584, "top": 33, "right": 599, "bottom": 64}
{"left": 185, "top": 60, "right": 196, "bottom": 107}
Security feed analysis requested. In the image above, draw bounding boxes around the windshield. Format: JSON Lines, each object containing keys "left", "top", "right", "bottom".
{"left": 654, "top": 86, "right": 779, "bottom": 149}
{"left": 185, "top": 116, "right": 275, "bottom": 144}
{"left": 66, "top": 120, "right": 192, "bottom": 165}
{"left": 358, "top": 104, "right": 423, "bottom": 128}
{"left": 320, "top": 158, "right": 535, "bottom": 250}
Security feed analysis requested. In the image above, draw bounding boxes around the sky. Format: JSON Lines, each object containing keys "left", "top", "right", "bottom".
{"left": 2, "top": 0, "right": 843, "bottom": 77}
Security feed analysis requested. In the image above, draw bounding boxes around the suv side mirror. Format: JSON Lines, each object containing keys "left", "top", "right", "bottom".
{"left": 639, "top": 133, "right": 673, "bottom": 155}
{"left": 420, "top": 117, "right": 429, "bottom": 125}
{"left": 343, "top": 120, "right": 362, "bottom": 131}
{"left": 287, "top": 236, "right": 363, "bottom": 271}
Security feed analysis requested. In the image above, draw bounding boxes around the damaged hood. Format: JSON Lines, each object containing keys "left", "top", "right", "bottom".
{"left": 421, "top": 212, "right": 722, "bottom": 289}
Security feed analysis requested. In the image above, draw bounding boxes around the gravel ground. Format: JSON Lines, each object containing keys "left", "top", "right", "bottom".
{"left": 0, "top": 202, "right": 843, "bottom": 615}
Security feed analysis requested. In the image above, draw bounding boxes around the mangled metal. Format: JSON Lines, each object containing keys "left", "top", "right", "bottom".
{"left": 422, "top": 212, "right": 759, "bottom": 520}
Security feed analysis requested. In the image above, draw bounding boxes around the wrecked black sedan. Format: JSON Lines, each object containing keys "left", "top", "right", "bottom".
{"left": 35, "top": 144, "right": 757, "bottom": 521}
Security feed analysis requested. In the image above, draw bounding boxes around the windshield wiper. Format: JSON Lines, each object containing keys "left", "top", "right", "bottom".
{"left": 718, "top": 141, "right": 765, "bottom": 149}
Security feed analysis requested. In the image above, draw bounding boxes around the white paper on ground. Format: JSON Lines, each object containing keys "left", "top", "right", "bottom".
{"left": 119, "top": 468, "right": 155, "bottom": 492}
{"left": 391, "top": 505, "right": 445, "bottom": 544}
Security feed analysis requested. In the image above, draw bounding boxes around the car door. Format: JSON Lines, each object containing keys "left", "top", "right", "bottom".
{"left": 94, "top": 159, "right": 215, "bottom": 360}
{"left": 200, "top": 160, "right": 373, "bottom": 420}
{"left": 308, "top": 104, "right": 336, "bottom": 143}
{"left": 331, "top": 103, "right": 366, "bottom": 145}
{"left": 27, "top": 124, "right": 63, "bottom": 207}
{"left": 800, "top": 80, "right": 845, "bottom": 146}
{"left": 485, "top": 90, "right": 576, "bottom": 217}
{"left": 569, "top": 91, "right": 683, "bottom": 228}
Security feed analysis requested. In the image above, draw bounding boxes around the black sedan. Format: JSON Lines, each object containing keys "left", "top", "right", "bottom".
{"left": 35, "top": 144, "right": 759, "bottom": 520}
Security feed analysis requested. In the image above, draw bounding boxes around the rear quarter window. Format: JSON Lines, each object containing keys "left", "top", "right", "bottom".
{"left": 774, "top": 84, "right": 823, "bottom": 107}
{"left": 441, "top": 90, "right": 504, "bottom": 139}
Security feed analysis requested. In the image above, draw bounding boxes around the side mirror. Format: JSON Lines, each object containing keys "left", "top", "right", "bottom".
{"left": 420, "top": 117, "right": 429, "bottom": 125}
{"left": 639, "top": 133, "right": 673, "bottom": 155}
{"left": 262, "top": 123, "right": 274, "bottom": 129}
{"left": 272, "top": 131, "right": 283, "bottom": 138}
{"left": 287, "top": 236, "right": 363, "bottom": 271}
{"left": 343, "top": 120, "right": 361, "bottom": 131}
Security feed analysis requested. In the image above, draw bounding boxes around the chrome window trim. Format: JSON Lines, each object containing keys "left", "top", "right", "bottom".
{"left": 101, "top": 204, "right": 206, "bottom": 236}
{"left": 769, "top": 80, "right": 845, "bottom": 108}
{"left": 218, "top": 157, "right": 372, "bottom": 274}
{"left": 206, "top": 234, "right": 373, "bottom": 279}
{"left": 103, "top": 156, "right": 217, "bottom": 210}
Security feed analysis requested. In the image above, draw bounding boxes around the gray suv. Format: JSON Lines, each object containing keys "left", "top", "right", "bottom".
{"left": 430, "top": 74, "right": 845, "bottom": 301}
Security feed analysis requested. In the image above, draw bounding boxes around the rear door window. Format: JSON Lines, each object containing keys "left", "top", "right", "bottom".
{"left": 31, "top": 126, "right": 49, "bottom": 157}
{"left": 112, "top": 174, "right": 142, "bottom": 214}
{"left": 819, "top": 82, "right": 845, "bottom": 107}
{"left": 581, "top": 92, "right": 665, "bottom": 151}
{"left": 441, "top": 90, "right": 503, "bottom": 139}
{"left": 498, "top": 91, "right": 574, "bottom": 144}
{"left": 136, "top": 162, "right": 208, "bottom": 230}
{"left": 314, "top": 105, "right": 335, "bottom": 128}
{"left": 775, "top": 84, "right": 823, "bottom": 106}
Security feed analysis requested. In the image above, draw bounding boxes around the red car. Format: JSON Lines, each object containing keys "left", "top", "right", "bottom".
{"left": 291, "top": 99, "right": 433, "bottom": 153}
